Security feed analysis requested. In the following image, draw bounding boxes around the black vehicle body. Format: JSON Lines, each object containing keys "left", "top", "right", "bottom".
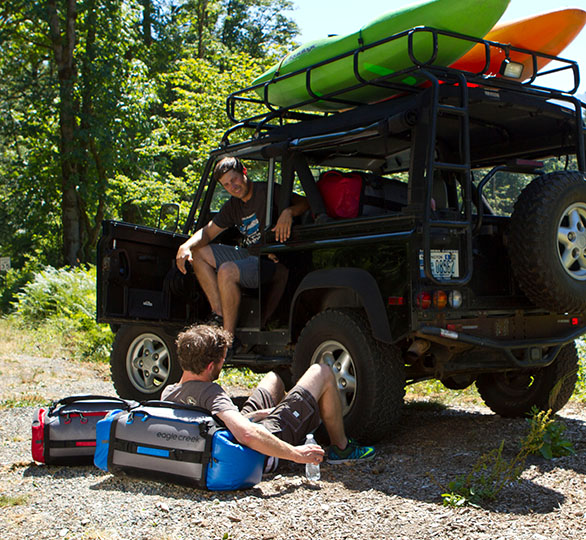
{"left": 98, "top": 27, "right": 586, "bottom": 441}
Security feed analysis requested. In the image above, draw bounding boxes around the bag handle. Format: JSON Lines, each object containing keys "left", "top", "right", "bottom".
{"left": 48, "top": 395, "right": 134, "bottom": 414}
{"left": 136, "top": 400, "right": 226, "bottom": 428}
{"left": 139, "top": 400, "right": 211, "bottom": 415}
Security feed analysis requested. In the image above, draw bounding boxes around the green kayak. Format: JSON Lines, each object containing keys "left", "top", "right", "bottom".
{"left": 253, "top": 0, "right": 510, "bottom": 111}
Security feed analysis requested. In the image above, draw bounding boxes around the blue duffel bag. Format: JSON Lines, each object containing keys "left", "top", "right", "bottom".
{"left": 94, "top": 400, "right": 265, "bottom": 491}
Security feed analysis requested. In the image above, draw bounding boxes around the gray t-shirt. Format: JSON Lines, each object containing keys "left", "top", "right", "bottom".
{"left": 160, "top": 380, "right": 238, "bottom": 416}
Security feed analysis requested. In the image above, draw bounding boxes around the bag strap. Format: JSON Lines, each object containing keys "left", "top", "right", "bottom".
{"left": 48, "top": 395, "right": 134, "bottom": 415}
{"left": 111, "top": 439, "right": 208, "bottom": 464}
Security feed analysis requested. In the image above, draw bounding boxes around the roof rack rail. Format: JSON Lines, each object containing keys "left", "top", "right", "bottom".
{"left": 225, "top": 26, "right": 581, "bottom": 130}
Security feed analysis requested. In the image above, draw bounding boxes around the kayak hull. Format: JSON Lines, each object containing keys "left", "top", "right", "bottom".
{"left": 253, "top": 0, "right": 510, "bottom": 111}
{"left": 452, "top": 8, "right": 586, "bottom": 81}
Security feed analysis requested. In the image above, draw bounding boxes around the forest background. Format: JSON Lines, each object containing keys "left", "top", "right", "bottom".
{"left": 0, "top": 1, "right": 584, "bottom": 378}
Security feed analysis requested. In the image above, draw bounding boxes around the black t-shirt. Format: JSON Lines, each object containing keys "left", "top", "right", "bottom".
{"left": 213, "top": 182, "right": 280, "bottom": 247}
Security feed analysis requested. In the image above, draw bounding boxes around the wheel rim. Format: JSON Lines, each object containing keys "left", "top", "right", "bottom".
{"left": 557, "top": 202, "right": 586, "bottom": 281}
{"left": 310, "top": 340, "right": 356, "bottom": 415}
{"left": 126, "top": 333, "right": 171, "bottom": 393}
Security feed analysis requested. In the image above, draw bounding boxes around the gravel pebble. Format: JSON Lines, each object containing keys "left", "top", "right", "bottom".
{"left": 1, "top": 354, "right": 586, "bottom": 539}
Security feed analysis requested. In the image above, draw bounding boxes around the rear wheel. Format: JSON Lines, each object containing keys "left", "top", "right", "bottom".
{"left": 293, "top": 309, "right": 405, "bottom": 442}
{"left": 110, "top": 325, "right": 182, "bottom": 400}
{"left": 476, "top": 343, "right": 579, "bottom": 417}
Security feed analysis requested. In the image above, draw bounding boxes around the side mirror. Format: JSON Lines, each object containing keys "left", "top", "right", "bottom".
{"left": 158, "top": 203, "right": 180, "bottom": 232}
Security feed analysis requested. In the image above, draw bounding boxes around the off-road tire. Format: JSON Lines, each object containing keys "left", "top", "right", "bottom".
{"left": 509, "top": 171, "right": 586, "bottom": 313}
{"left": 476, "top": 343, "right": 579, "bottom": 417}
{"left": 110, "top": 325, "right": 182, "bottom": 401}
{"left": 293, "top": 309, "right": 405, "bottom": 443}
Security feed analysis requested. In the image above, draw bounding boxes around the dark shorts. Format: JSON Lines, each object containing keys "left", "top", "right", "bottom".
{"left": 240, "top": 385, "right": 321, "bottom": 446}
{"left": 210, "top": 244, "right": 276, "bottom": 289}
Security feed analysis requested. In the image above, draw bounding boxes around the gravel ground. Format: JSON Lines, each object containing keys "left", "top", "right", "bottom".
{"left": 1, "top": 354, "right": 586, "bottom": 540}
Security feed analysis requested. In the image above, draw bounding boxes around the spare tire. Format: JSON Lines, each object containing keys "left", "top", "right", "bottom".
{"left": 509, "top": 171, "right": 586, "bottom": 313}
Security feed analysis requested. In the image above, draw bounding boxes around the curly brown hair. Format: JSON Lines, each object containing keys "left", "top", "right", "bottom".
{"left": 175, "top": 325, "right": 232, "bottom": 374}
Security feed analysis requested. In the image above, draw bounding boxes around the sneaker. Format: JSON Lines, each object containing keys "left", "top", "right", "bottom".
{"left": 263, "top": 456, "right": 279, "bottom": 474}
{"left": 326, "top": 439, "right": 376, "bottom": 464}
{"left": 225, "top": 337, "right": 242, "bottom": 361}
{"left": 205, "top": 312, "right": 223, "bottom": 327}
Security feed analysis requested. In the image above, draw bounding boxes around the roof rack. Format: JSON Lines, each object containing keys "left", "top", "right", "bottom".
{"left": 225, "top": 26, "right": 581, "bottom": 135}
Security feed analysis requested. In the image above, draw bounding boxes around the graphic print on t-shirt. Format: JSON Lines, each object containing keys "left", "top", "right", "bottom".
{"left": 240, "top": 212, "right": 261, "bottom": 246}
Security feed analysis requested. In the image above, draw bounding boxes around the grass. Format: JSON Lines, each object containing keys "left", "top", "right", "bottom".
{"left": 219, "top": 367, "right": 264, "bottom": 389}
{"left": 0, "top": 318, "right": 64, "bottom": 359}
{"left": 0, "top": 394, "right": 48, "bottom": 410}
{"left": 0, "top": 494, "right": 28, "bottom": 507}
{"left": 405, "top": 379, "right": 486, "bottom": 408}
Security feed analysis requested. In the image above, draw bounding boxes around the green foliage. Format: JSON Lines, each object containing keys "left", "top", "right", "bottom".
{"left": 0, "top": 494, "right": 29, "bottom": 507}
{"left": 476, "top": 156, "right": 580, "bottom": 217}
{"left": 0, "top": 0, "right": 298, "bottom": 266}
{"left": 438, "top": 408, "right": 569, "bottom": 507}
{"left": 0, "top": 394, "right": 48, "bottom": 410}
{"left": 219, "top": 367, "right": 263, "bottom": 389}
{"left": 575, "top": 339, "right": 586, "bottom": 401}
{"left": 9, "top": 265, "right": 113, "bottom": 362}
{"left": 0, "top": 257, "right": 45, "bottom": 313}
{"left": 525, "top": 407, "right": 575, "bottom": 459}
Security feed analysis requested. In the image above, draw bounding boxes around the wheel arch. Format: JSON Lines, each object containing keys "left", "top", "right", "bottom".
{"left": 289, "top": 268, "right": 393, "bottom": 344}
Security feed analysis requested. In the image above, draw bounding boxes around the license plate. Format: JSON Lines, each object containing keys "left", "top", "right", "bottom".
{"left": 419, "top": 250, "right": 460, "bottom": 280}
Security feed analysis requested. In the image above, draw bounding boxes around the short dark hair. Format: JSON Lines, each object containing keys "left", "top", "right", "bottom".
{"left": 176, "top": 325, "right": 232, "bottom": 374}
{"left": 213, "top": 156, "right": 245, "bottom": 183}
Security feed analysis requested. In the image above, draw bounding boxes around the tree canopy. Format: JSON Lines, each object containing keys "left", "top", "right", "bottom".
{"left": 0, "top": 0, "right": 297, "bottom": 267}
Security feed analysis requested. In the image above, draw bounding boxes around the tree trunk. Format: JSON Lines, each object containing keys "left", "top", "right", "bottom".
{"left": 141, "top": 0, "right": 152, "bottom": 46}
{"left": 197, "top": 0, "right": 208, "bottom": 59}
{"left": 47, "top": 0, "right": 82, "bottom": 266}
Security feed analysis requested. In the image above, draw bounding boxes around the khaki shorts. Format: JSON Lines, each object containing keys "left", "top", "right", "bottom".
{"left": 241, "top": 385, "right": 321, "bottom": 446}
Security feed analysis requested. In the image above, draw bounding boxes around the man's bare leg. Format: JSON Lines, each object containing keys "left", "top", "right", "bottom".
{"left": 217, "top": 261, "right": 242, "bottom": 337}
{"left": 256, "top": 371, "right": 286, "bottom": 404}
{"left": 191, "top": 246, "right": 223, "bottom": 316}
{"left": 295, "top": 364, "right": 347, "bottom": 449}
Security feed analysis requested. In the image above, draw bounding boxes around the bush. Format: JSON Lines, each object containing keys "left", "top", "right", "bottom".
{"left": 0, "top": 258, "right": 44, "bottom": 314}
{"left": 576, "top": 339, "right": 586, "bottom": 401}
{"left": 437, "top": 408, "right": 572, "bottom": 507}
{"left": 9, "top": 265, "right": 113, "bottom": 362}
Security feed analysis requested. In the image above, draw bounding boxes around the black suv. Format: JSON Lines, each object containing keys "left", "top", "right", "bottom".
{"left": 97, "top": 28, "right": 586, "bottom": 442}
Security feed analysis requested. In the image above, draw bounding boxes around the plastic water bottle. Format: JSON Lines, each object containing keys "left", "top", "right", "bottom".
{"left": 305, "top": 433, "right": 320, "bottom": 481}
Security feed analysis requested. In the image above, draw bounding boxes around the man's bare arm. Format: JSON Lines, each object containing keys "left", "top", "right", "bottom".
{"left": 218, "top": 409, "right": 324, "bottom": 464}
{"left": 176, "top": 220, "right": 225, "bottom": 274}
{"left": 272, "top": 193, "right": 310, "bottom": 243}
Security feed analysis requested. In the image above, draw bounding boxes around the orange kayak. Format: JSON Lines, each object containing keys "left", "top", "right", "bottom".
{"left": 452, "top": 8, "right": 586, "bottom": 80}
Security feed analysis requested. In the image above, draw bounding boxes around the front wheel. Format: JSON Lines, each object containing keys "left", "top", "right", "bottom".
{"left": 110, "top": 325, "right": 182, "bottom": 400}
{"left": 476, "top": 343, "right": 579, "bottom": 417}
{"left": 293, "top": 309, "right": 405, "bottom": 442}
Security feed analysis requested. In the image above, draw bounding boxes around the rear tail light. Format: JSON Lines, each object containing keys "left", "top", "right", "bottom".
{"left": 416, "top": 291, "right": 432, "bottom": 309}
{"left": 449, "top": 290, "right": 463, "bottom": 309}
{"left": 433, "top": 290, "right": 448, "bottom": 310}
{"left": 417, "top": 290, "right": 463, "bottom": 310}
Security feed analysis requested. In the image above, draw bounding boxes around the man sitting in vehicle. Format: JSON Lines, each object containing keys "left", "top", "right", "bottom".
{"left": 161, "top": 324, "right": 376, "bottom": 470}
{"left": 175, "top": 156, "right": 309, "bottom": 345}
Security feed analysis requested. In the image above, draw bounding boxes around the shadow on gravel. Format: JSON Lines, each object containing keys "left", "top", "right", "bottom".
{"left": 23, "top": 463, "right": 103, "bottom": 480}
{"left": 323, "top": 403, "right": 586, "bottom": 514}
{"left": 19, "top": 402, "right": 584, "bottom": 515}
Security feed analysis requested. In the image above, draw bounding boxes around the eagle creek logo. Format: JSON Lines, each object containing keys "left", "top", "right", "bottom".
{"left": 156, "top": 431, "right": 198, "bottom": 443}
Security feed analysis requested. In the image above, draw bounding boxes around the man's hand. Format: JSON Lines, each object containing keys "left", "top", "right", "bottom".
{"left": 176, "top": 243, "right": 193, "bottom": 275}
{"left": 293, "top": 443, "right": 325, "bottom": 465}
{"left": 271, "top": 208, "right": 294, "bottom": 243}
